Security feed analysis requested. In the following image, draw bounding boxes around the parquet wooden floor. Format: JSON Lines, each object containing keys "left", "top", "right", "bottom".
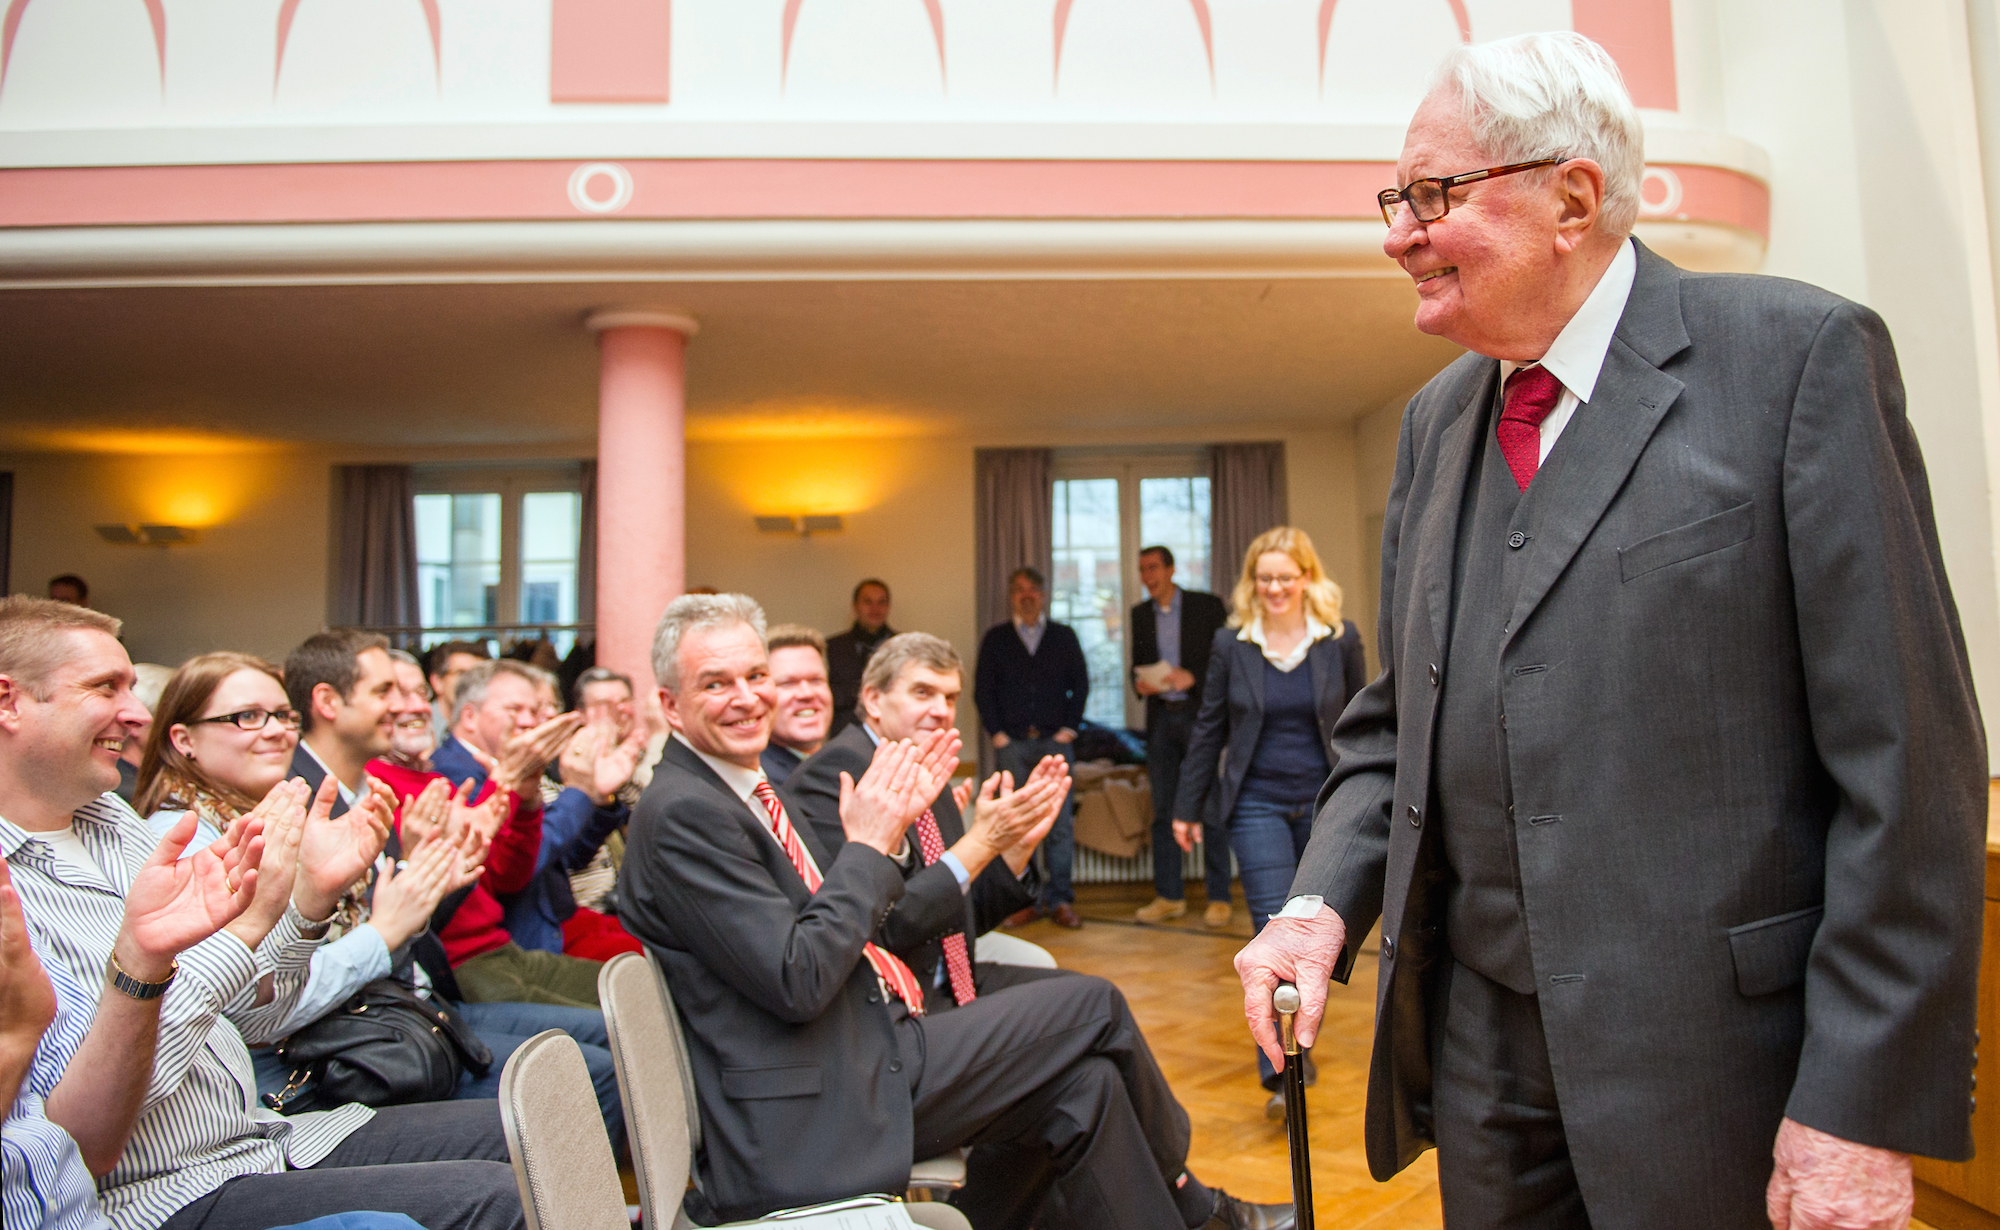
{"left": 1020, "top": 883, "right": 1940, "bottom": 1230}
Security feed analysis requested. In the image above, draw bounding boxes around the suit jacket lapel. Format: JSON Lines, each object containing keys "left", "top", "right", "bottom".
{"left": 1420, "top": 367, "right": 1497, "bottom": 654}
{"left": 1504, "top": 243, "right": 1692, "bottom": 640}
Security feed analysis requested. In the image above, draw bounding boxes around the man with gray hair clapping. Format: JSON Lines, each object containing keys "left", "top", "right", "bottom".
{"left": 1234, "top": 30, "right": 1985, "bottom": 1230}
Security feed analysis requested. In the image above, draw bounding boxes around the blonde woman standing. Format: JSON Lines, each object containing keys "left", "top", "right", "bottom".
{"left": 1173, "top": 526, "right": 1367, "bottom": 1117}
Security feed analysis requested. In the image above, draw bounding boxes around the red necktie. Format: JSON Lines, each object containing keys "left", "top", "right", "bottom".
{"left": 911, "top": 809, "right": 977, "bottom": 1007}
{"left": 1499, "top": 364, "right": 1563, "bottom": 490}
{"left": 751, "top": 781, "right": 927, "bottom": 1016}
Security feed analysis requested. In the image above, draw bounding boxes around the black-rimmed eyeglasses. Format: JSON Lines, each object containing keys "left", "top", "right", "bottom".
{"left": 1378, "top": 157, "right": 1566, "bottom": 226}
{"left": 195, "top": 707, "right": 303, "bottom": 732}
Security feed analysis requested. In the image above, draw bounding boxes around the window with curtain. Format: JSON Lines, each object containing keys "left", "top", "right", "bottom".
{"left": 412, "top": 465, "right": 585, "bottom": 655}
{"left": 1051, "top": 452, "right": 1213, "bottom": 731}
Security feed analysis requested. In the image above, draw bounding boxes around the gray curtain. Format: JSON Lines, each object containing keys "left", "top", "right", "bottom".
{"left": 576, "top": 459, "right": 598, "bottom": 627}
{"left": 974, "top": 448, "right": 1053, "bottom": 633}
{"left": 1210, "top": 442, "right": 1289, "bottom": 582}
{"left": 333, "top": 465, "right": 420, "bottom": 636}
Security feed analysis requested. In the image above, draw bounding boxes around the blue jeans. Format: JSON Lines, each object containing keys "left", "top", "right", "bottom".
{"left": 1229, "top": 792, "right": 1316, "bottom": 1087}
{"left": 253, "top": 1000, "right": 624, "bottom": 1154}
{"left": 997, "top": 737, "right": 1076, "bottom": 908}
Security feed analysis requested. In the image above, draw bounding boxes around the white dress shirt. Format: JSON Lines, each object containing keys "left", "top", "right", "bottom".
{"left": 1240, "top": 614, "right": 1334, "bottom": 674}
{"left": 1500, "top": 236, "right": 1638, "bottom": 461}
{"left": 1014, "top": 617, "right": 1048, "bottom": 656}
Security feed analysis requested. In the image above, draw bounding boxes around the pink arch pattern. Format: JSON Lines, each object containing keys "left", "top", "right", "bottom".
{"left": 1318, "top": 0, "right": 1468, "bottom": 90}
{"left": 2, "top": 0, "right": 166, "bottom": 91}
{"left": 781, "top": 0, "right": 946, "bottom": 88}
{"left": 275, "top": 0, "right": 441, "bottom": 94}
{"left": 1053, "top": 0, "right": 1214, "bottom": 91}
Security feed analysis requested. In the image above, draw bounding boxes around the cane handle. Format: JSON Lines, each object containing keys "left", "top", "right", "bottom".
{"left": 1274, "top": 982, "right": 1301, "bottom": 1055}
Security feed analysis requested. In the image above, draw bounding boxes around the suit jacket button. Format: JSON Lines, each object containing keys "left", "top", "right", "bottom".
{"left": 889, "top": 1059, "right": 902, "bottom": 1073}
{"left": 867, "top": 991, "right": 881, "bottom": 1004}
{"left": 1407, "top": 804, "right": 1421, "bottom": 827}
{"left": 1508, "top": 531, "right": 1527, "bottom": 549}
{"left": 1381, "top": 937, "right": 1395, "bottom": 960}
{"left": 1428, "top": 663, "right": 1440, "bottom": 686}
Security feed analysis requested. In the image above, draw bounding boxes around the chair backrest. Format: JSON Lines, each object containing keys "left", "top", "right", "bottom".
{"left": 598, "top": 951, "right": 703, "bottom": 1228}
{"left": 497, "top": 1030, "right": 631, "bottom": 1230}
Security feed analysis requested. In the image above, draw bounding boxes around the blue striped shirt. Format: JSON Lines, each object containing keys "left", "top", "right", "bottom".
{"left": 2, "top": 927, "right": 107, "bottom": 1230}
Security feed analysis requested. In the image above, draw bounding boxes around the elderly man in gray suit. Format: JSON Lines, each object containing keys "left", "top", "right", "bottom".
{"left": 1234, "top": 31, "right": 1987, "bottom": 1230}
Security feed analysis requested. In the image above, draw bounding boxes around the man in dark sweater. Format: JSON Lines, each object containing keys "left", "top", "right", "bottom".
{"left": 973, "top": 566, "right": 1090, "bottom": 927}
{"left": 823, "top": 578, "right": 895, "bottom": 739}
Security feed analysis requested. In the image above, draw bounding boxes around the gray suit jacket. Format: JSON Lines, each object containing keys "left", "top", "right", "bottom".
{"left": 1295, "top": 241, "right": 1987, "bottom": 1219}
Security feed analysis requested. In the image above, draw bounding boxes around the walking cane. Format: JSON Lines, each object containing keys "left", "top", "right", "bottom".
{"left": 1273, "top": 983, "right": 1315, "bottom": 1230}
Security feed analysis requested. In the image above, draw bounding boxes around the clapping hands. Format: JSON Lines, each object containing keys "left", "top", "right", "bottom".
{"left": 838, "top": 728, "right": 961, "bottom": 857}
{"left": 134, "top": 807, "right": 267, "bottom": 977}
{"left": 967, "top": 755, "right": 1071, "bottom": 875}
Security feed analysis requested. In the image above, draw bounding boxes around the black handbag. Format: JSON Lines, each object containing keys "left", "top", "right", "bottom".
{"left": 263, "top": 976, "right": 493, "bottom": 1115}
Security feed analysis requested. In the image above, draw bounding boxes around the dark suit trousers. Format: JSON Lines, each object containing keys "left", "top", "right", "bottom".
{"left": 1433, "top": 961, "right": 1590, "bottom": 1230}
{"left": 902, "top": 966, "right": 1191, "bottom": 1230}
{"left": 158, "top": 1101, "right": 522, "bottom": 1230}
{"left": 1146, "top": 705, "right": 1232, "bottom": 903}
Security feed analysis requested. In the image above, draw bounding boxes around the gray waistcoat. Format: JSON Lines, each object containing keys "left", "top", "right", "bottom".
{"left": 1433, "top": 392, "right": 1551, "bottom": 995}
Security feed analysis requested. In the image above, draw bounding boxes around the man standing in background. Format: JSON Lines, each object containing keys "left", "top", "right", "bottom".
{"left": 975, "top": 566, "right": 1089, "bottom": 929}
{"left": 824, "top": 579, "right": 895, "bottom": 738}
{"left": 1129, "top": 546, "right": 1233, "bottom": 928}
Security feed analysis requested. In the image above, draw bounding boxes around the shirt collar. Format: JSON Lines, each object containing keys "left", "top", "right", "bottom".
{"left": 0, "top": 791, "right": 129, "bottom": 859}
{"left": 674, "top": 732, "right": 767, "bottom": 802}
{"left": 1154, "top": 586, "right": 1180, "bottom": 615}
{"left": 1240, "top": 614, "right": 1332, "bottom": 647}
{"left": 861, "top": 724, "right": 884, "bottom": 746}
{"left": 1500, "top": 236, "right": 1637, "bottom": 405}
{"left": 1014, "top": 615, "right": 1047, "bottom": 633}
{"left": 300, "top": 740, "right": 366, "bottom": 808}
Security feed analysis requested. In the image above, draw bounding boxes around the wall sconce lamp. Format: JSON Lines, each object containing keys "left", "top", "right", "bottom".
{"left": 95, "top": 524, "right": 199, "bottom": 546}
{"left": 754, "top": 515, "right": 844, "bottom": 538}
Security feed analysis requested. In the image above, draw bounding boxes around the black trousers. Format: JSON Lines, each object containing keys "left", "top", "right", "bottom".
{"left": 1433, "top": 961, "right": 1590, "bottom": 1230}
{"left": 902, "top": 964, "right": 1192, "bottom": 1230}
{"left": 1146, "top": 706, "right": 1232, "bottom": 903}
{"left": 159, "top": 1101, "right": 522, "bottom": 1230}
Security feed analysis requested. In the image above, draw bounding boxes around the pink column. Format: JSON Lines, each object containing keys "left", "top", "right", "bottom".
{"left": 587, "top": 307, "right": 698, "bottom": 700}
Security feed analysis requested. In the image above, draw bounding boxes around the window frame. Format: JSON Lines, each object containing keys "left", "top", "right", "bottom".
{"left": 412, "top": 462, "right": 583, "bottom": 637}
{"left": 1051, "top": 448, "right": 1212, "bottom": 731}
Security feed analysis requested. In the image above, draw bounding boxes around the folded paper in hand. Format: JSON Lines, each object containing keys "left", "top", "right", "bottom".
{"left": 1134, "top": 661, "right": 1175, "bottom": 690}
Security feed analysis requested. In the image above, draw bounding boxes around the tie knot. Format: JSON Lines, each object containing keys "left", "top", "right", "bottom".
{"left": 1502, "top": 363, "right": 1563, "bottom": 428}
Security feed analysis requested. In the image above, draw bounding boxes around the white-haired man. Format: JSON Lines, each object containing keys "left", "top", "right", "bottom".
{"left": 618, "top": 595, "right": 1291, "bottom": 1230}
{"left": 1234, "top": 31, "right": 1985, "bottom": 1230}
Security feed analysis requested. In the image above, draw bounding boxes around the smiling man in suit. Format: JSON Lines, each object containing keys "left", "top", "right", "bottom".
{"left": 1233, "top": 31, "right": 1987, "bottom": 1230}
{"left": 618, "top": 594, "right": 1292, "bottom": 1230}
{"left": 783, "top": 631, "right": 1063, "bottom": 1012}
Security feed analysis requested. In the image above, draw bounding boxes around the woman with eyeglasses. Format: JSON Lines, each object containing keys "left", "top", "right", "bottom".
{"left": 1173, "top": 526, "right": 1367, "bottom": 1120}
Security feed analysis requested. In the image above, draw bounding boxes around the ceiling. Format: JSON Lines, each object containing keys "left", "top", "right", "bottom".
{"left": 0, "top": 275, "right": 1463, "bottom": 450}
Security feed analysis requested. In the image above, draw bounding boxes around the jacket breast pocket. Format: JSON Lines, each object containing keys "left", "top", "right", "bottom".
{"left": 1618, "top": 501, "right": 1754, "bottom": 582}
{"left": 1726, "top": 905, "right": 1822, "bottom": 998}
{"left": 720, "top": 1063, "right": 822, "bottom": 1100}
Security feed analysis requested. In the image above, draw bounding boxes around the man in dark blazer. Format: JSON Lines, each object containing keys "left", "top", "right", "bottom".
{"left": 823, "top": 578, "right": 896, "bottom": 739}
{"left": 1128, "top": 546, "right": 1233, "bottom": 926}
{"left": 619, "top": 594, "right": 1291, "bottom": 1230}
{"left": 1235, "top": 33, "right": 1987, "bottom": 1230}
{"left": 784, "top": 631, "right": 1057, "bottom": 1011}
{"left": 973, "top": 566, "right": 1090, "bottom": 927}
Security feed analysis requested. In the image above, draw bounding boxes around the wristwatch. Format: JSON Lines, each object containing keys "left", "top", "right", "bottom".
{"left": 106, "top": 954, "right": 177, "bottom": 1001}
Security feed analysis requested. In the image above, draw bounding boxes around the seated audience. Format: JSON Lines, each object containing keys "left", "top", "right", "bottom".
{"left": 618, "top": 594, "right": 1291, "bottom": 1230}
{"left": 565, "top": 668, "right": 642, "bottom": 919}
{"left": 823, "top": 579, "right": 894, "bottom": 738}
{"left": 760, "top": 624, "right": 833, "bottom": 787}
{"left": 525, "top": 671, "right": 646, "bottom": 962}
{"left": 381, "top": 651, "right": 437, "bottom": 771}
{"left": 784, "top": 631, "right": 1063, "bottom": 1013}
{"left": 131, "top": 649, "right": 620, "bottom": 1147}
{"left": 424, "top": 641, "right": 490, "bottom": 741}
{"left": 429, "top": 661, "right": 606, "bottom": 1006}
{"left": 45, "top": 575, "right": 87, "bottom": 607}
{"left": 0, "top": 597, "right": 522, "bottom": 1230}
{"left": 112, "top": 663, "right": 172, "bottom": 804}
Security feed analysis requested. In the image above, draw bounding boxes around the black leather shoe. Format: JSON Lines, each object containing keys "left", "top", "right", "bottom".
{"left": 1202, "top": 1190, "right": 1296, "bottom": 1230}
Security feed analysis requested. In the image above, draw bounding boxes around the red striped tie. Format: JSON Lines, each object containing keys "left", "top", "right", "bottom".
{"left": 750, "top": 781, "right": 926, "bottom": 1016}
{"left": 911, "top": 809, "right": 978, "bottom": 1007}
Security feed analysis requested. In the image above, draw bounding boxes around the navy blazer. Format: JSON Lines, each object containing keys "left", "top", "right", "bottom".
{"left": 1128, "top": 588, "right": 1230, "bottom": 731}
{"left": 1172, "top": 621, "right": 1366, "bottom": 825}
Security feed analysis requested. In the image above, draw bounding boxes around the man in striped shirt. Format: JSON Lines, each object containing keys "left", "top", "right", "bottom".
{"left": 0, "top": 598, "right": 524, "bottom": 1230}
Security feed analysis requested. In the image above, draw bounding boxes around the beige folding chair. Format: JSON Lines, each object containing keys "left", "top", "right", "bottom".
{"left": 498, "top": 1030, "right": 634, "bottom": 1230}
{"left": 596, "top": 952, "right": 970, "bottom": 1230}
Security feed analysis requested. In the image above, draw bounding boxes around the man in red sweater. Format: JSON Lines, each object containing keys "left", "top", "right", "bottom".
{"left": 368, "top": 669, "right": 596, "bottom": 1006}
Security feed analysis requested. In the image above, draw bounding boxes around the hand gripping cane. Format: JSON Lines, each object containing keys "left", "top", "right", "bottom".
{"left": 1273, "top": 983, "right": 1314, "bottom": 1230}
